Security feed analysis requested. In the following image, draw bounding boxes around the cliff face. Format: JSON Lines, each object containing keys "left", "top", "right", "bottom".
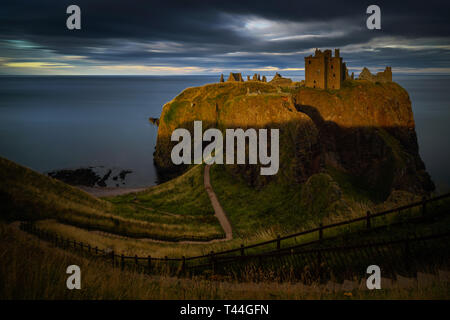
{"left": 292, "top": 81, "right": 434, "bottom": 197}
{"left": 155, "top": 82, "right": 320, "bottom": 186}
{"left": 154, "top": 80, "right": 434, "bottom": 200}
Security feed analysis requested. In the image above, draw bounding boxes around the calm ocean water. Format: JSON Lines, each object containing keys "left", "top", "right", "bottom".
{"left": 0, "top": 75, "right": 449, "bottom": 191}
{"left": 0, "top": 76, "right": 217, "bottom": 187}
{"left": 394, "top": 75, "right": 450, "bottom": 193}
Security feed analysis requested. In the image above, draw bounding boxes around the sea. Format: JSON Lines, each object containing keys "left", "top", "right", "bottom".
{"left": 0, "top": 75, "right": 449, "bottom": 192}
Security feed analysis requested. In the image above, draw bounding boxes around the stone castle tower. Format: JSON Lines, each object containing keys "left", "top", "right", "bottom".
{"left": 304, "top": 49, "right": 348, "bottom": 90}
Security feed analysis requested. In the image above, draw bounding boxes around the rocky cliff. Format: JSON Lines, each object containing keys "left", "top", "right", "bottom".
{"left": 154, "top": 79, "right": 434, "bottom": 201}
{"left": 292, "top": 80, "right": 434, "bottom": 197}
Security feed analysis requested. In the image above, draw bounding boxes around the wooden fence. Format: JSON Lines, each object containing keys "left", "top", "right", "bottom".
{"left": 20, "top": 192, "right": 450, "bottom": 279}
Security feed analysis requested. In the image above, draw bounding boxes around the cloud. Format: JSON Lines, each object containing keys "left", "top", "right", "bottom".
{"left": 4, "top": 61, "right": 74, "bottom": 68}
{"left": 99, "top": 65, "right": 206, "bottom": 74}
{"left": 0, "top": 0, "right": 450, "bottom": 74}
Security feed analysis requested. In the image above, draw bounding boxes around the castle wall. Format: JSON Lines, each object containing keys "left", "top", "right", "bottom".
{"left": 305, "top": 55, "right": 327, "bottom": 89}
{"left": 327, "top": 57, "right": 343, "bottom": 89}
{"left": 305, "top": 49, "right": 345, "bottom": 90}
{"left": 358, "top": 67, "right": 392, "bottom": 83}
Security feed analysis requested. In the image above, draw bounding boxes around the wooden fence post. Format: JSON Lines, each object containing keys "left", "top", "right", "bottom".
{"left": 210, "top": 251, "right": 215, "bottom": 274}
{"left": 277, "top": 235, "right": 281, "bottom": 250}
{"left": 182, "top": 256, "right": 186, "bottom": 274}
{"left": 111, "top": 250, "right": 115, "bottom": 268}
{"left": 404, "top": 238, "right": 411, "bottom": 272}
{"left": 164, "top": 256, "right": 168, "bottom": 273}
{"left": 317, "top": 249, "right": 322, "bottom": 279}
{"left": 318, "top": 223, "right": 324, "bottom": 280}
{"left": 422, "top": 196, "right": 427, "bottom": 216}
{"left": 240, "top": 244, "right": 245, "bottom": 257}
{"left": 366, "top": 211, "right": 371, "bottom": 229}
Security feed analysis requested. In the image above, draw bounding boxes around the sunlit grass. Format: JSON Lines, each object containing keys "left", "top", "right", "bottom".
{"left": 1, "top": 222, "right": 448, "bottom": 300}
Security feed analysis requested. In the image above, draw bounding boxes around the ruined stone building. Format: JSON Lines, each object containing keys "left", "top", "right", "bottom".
{"left": 219, "top": 72, "right": 279, "bottom": 84}
{"left": 358, "top": 67, "right": 392, "bottom": 83}
{"left": 269, "top": 72, "right": 292, "bottom": 85}
{"left": 227, "top": 72, "right": 244, "bottom": 82}
{"left": 304, "top": 49, "right": 348, "bottom": 90}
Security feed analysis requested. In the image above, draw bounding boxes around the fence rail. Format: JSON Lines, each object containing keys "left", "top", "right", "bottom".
{"left": 19, "top": 191, "right": 450, "bottom": 277}
{"left": 187, "top": 192, "right": 450, "bottom": 260}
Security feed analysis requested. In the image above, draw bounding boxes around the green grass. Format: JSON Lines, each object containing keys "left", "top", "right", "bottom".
{"left": 0, "top": 156, "right": 110, "bottom": 222}
{"left": 326, "top": 165, "right": 378, "bottom": 203}
{"left": 209, "top": 164, "right": 380, "bottom": 238}
{"left": 2, "top": 154, "right": 448, "bottom": 273}
{"left": 105, "top": 164, "right": 223, "bottom": 239}
{"left": 2, "top": 222, "right": 448, "bottom": 299}
{"left": 0, "top": 157, "right": 222, "bottom": 240}
{"left": 109, "top": 165, "right": 213, "bottom": 217}
{"left": 209, "top": 164, "right": 305, "bottom": 237}
{"left": 163, "top": 100, "right": 189, "bottom": 123}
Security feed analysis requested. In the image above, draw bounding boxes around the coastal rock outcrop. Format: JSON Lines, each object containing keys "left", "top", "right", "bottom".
{"left": 154, "top": 81, "right": 320, "bottom": 186}
{"left": 292, "top": 81, "right": 434, "bottom": 197}
{"left": 148, "top": 117, "right": 160, "bottom": 126}
{"left": 154, "top": 79, "right": 434, "bottom": 200}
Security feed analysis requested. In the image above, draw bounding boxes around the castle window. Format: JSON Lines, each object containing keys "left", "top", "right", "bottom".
{"left": 308, "top": 60, "right": 311, "bottom": 64}
{"left": 331, "top": 65, "right": 333, "bottom": 69}
{"left": 333, "top": 73, "right": 336, "bottom": 77}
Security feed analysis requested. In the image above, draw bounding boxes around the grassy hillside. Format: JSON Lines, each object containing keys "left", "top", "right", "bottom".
{"left": 0, "top": 156, "right": 110, "bottom": 221}
{"left": 209, "top": 164, "right": 377, "bottom": 237}
{"left": 2, "top": 222, "right": 448, "bottom": 299}
{"left": 0, "top": 157, "right": 222, "bottom": 240}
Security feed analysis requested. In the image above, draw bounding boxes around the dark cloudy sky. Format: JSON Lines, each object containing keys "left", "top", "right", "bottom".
{"left": 1, "top": 0, "right": 450, "bottom": 75}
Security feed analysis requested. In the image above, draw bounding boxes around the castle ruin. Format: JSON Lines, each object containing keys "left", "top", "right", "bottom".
{"left": 304, "top": 49, "right": 348, "bottom": 90}
{"left": 358, "top": 67, "right": 392, "bottom": 83}
{"left": 222, "top": 72, "right": 269, "bottom": 83}
{"left": 227, "top": 72, "right": 244, "bottom": 82}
